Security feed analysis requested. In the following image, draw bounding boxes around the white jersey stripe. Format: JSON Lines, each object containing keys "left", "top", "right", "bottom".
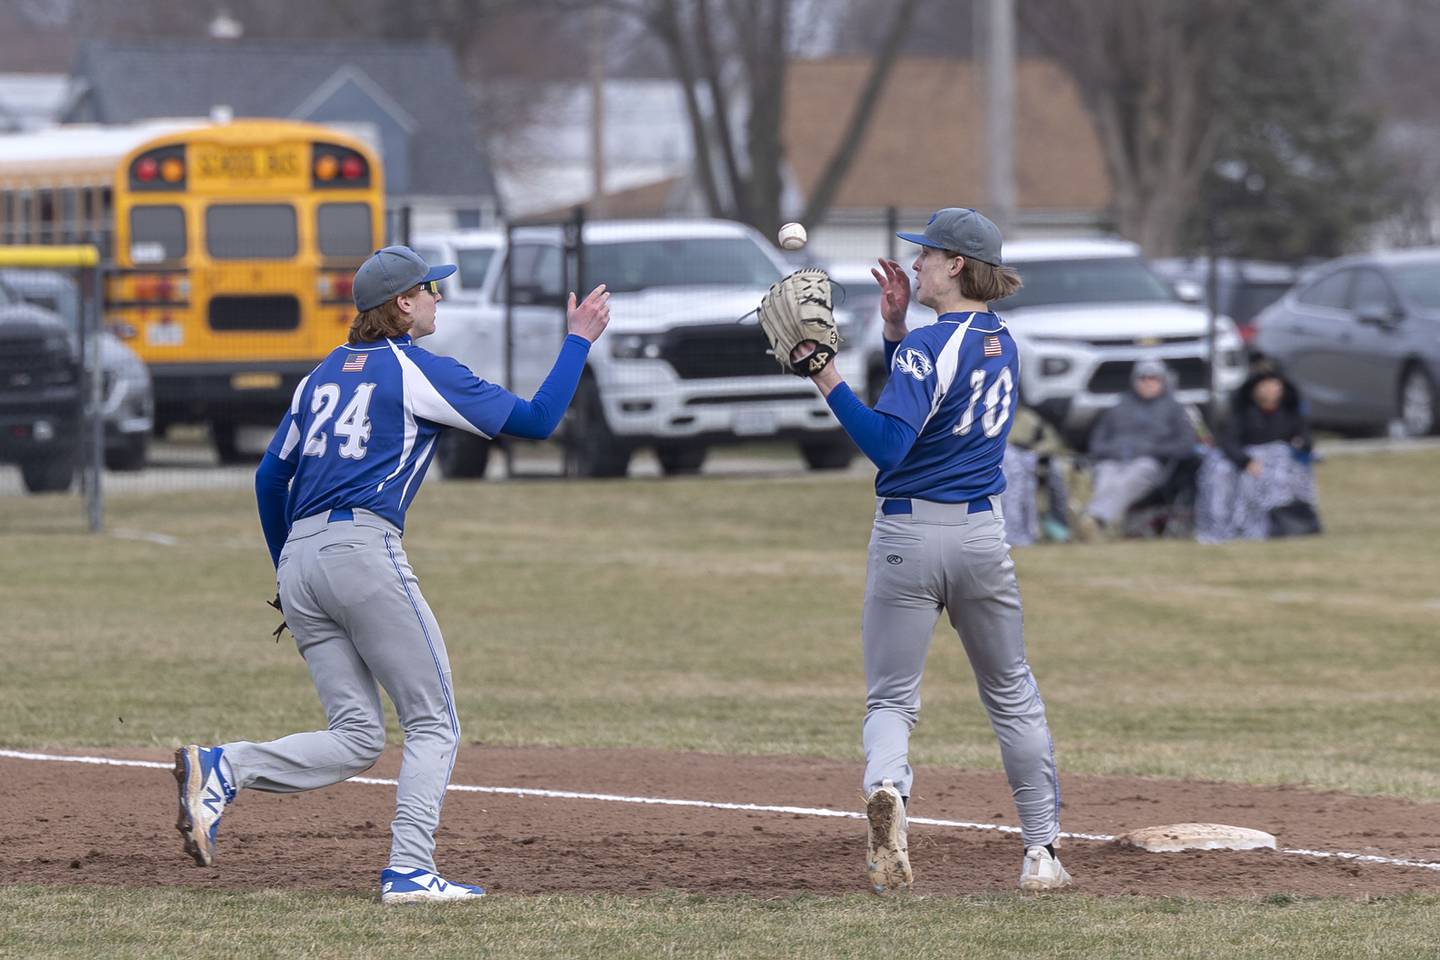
{"left": 288, "top": 374, "right": 311, "bottom": 416}
{"left": 379, "top": 341, "right": 420, "bottom": 490}
{"left": 275, "top": 373, "right": 312, "bottom": 461}
{"left": 398, "top": 435, "right": 436, "bottom": 506}
{"left": 918, "top": 313, "right": 976, "bottom": 434}
{"left": 390, "top": 342, "right": 494, "bottom": 439}
{"left": 277, "top": 420, "right": 302, "bottom": 461}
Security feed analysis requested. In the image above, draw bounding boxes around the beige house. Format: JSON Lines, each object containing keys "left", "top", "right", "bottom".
{"left": 785, "top": 56, "right": 1111, "bottom": 218}
{"left": 523, "top": 55, "right": 1113, "bottom": 260}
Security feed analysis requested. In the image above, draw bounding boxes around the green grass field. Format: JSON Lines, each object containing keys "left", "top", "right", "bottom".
{"left": 2, "top": 448, "right": 1438, "bottom": 958}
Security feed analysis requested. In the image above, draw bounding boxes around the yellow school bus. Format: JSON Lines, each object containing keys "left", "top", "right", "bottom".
{"left": 0, "top": 119, "right": 383, "bottom": 460}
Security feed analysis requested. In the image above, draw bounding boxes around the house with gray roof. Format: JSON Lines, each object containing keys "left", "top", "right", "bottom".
{"left": 64, "top": 40, "right": 501, "bottom": 234}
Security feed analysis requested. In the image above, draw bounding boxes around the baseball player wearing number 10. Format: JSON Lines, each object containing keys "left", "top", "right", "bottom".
{"left": 799, "top": 208, "right": 1069, "bottom": 894}
{"left": 172, "top": 245, "right": 610, "bottom": 905}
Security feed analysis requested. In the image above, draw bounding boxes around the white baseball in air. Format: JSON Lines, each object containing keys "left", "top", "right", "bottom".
{"left": 778, "top": 222, "right": 808, "bottom": 251}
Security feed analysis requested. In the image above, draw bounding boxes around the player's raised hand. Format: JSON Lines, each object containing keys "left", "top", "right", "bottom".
{"left": 567, "top": 283, "right": 611, "bottom": 343}
{"left": 871, "top": 259, "right": 911, "bottom": 326}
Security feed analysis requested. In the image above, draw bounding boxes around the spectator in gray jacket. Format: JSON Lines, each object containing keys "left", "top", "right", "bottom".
{"left": 1078, "top": 358, "right": 1197, "bottom": 539}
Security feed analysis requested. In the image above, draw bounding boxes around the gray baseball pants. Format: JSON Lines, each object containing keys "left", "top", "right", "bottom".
{"left": 862, "top": 497, "right": 1061, "bottom": 848}
{"left": 1087, "top": 456, "right": 1166, "bottom": 526}
{"left": 222, "top": 509, "right": 460, "bottom": 873}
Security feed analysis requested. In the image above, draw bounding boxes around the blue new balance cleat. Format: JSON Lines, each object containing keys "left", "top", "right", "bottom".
{"left": 173, "top": 744, "right": 233, "bottom": 867}
{"left": 380, "top": 868, "right": 486, "bottom": 906}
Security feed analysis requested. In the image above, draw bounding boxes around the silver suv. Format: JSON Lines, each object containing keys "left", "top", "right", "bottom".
{"left": 846, "top": 239, "right": 1247, "bottom": 445}
{"left": 996, "top": 239, "right": 1246, "bottom": 443}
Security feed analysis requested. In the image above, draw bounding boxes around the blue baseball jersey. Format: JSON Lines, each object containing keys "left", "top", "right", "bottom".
{"left": 873, "top": 311, "right": 1018, "bottom": 501}
{"left": 266, "top": 335, "right": 516, "bottom": 530}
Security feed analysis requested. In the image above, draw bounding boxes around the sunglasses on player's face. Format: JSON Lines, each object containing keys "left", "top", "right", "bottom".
{"left": 419, "top": 279, "right": 441, "bottom": 296}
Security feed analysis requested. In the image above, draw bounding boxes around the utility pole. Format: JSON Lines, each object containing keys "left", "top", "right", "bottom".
{"left": 590, "top": 4, "right": 607, "bottom": 216}
{"left": 978, "top": 0, "right": 1016, "bottom": 235}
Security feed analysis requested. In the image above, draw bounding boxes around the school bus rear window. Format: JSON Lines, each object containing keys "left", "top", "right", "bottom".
{"left": 130, "top": 205, "right": 186, "bottom": 263}
{"left": 205, "top": 204, "right": 297, "bottom": 260}
{"left": 316, "top": 203, "right": 372, "bottom": 258}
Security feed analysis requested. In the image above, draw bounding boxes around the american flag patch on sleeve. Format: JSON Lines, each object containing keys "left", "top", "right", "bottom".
{"left": 984, "top": 335, "right": 1002, "bottom": 357}
{"left": 342, "top": 353, "right": 367, "bottom": 372}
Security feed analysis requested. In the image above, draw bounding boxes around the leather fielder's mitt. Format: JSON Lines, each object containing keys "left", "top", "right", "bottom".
{"left": 267, "top": 592, "right": 289, "bottom": 642}
{"left": 757, "top": 268, "right": 840, "bottom": 377}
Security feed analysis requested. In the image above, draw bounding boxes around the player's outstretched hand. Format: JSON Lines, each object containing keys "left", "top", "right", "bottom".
{"left": 871, "top": 259, "right": 911, "bottom": 326}
{"left": 567, "top": 284, "right": 611, "bottom": 343}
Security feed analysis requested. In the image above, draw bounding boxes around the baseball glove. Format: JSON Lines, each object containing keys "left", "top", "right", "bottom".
{"left": 757, "top": 268, "right": 840, "bottom": 377}
{"left": 267, "top": 593, "right": 289, "bottom": 642}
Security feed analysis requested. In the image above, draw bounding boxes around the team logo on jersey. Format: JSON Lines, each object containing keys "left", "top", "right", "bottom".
{"left": 984, "top": 335, "right": 1002, "bottom": 357}
{"left": 894, "top": 348, "right": 933, "bottom": 381}
{"left": 342, "top": 353, "right": 367, "bottom": 373}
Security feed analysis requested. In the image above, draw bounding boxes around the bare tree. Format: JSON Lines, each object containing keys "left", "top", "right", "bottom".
{"left": 1351, "top": 0, "right": 1440, "bottom": 246}
{"left": 609, "top": 0, "right": 920, "bottom": 234}
{"left": 798, "top": 0, "right": 919, "bottom": 226}
{"left": 1025, "top": 0, "right": 1386, "bottom": 258}
{"left": 1022, "top": 0, "right": 1238, "bottom": 256}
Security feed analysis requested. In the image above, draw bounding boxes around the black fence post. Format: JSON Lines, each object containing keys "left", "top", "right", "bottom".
{"left": 1205, "top": 215, "right": 1221, "bottom": 424}
{"left": 502, "top": 219, "right": 516, "bottom": 479}
{"left": 85, "top": 239, "right": 105, "bottom": 532}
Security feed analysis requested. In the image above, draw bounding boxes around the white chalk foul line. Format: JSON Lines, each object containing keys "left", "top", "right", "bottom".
{"left": 3, "top": 749, "right": 1437, "bottom": 874}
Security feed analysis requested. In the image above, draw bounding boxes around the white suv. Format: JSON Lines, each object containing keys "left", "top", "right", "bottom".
{"left": 849, "top": 238, "right": 1246, "bottom": 445}
{"left": 414, "top": 220, "right": 865, "bottom": 477}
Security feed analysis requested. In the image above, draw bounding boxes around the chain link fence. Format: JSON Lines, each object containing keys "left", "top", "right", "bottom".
{"left": 3, "top": 208, "right": 909, "bottom": 521}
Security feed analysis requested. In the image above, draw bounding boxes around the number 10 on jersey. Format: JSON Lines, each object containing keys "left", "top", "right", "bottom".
{"left": 954, "top": 367, "right": 1014, "bottom": 438}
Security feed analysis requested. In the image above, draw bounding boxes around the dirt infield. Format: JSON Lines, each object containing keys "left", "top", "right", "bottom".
{"left": 3, "top": 746, "right": 1437, "bottom": 898}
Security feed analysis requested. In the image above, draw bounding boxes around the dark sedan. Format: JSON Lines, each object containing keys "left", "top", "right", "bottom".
{"left": 1251, "top": 249, "right": 1440, "bottom": 436}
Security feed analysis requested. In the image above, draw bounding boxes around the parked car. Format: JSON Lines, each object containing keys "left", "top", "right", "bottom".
{"left": 1, "top": 269, "right": 154, "bottom": 470}
{"left": 413, "top": 220, "right": 867, "bottom": 477}
{"left": 1250, "top": 248, "right": 1440, "bottom": 436}
{"left": 1150, "top": 257, "right": 1301, "bottom": 348}
{"left": 0, "top": 277, "right": 82, "bottom": 492}
{"left": 848, "top": 239, "right": 1248, "bottom": 447}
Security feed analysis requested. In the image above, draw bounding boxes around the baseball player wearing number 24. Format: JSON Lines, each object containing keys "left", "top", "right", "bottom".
{"left": 797, "top": 208, "right": 1070, "bottom": 894}
{"left": 173, "top": 245, "right": 610, "bottom": 905}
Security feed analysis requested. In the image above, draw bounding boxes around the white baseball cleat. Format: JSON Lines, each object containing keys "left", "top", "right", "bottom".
{"left": 865, "top": 779, "right": 912, "bottom": 894}
{"left": 379, "top": 868, "right": 486, "bottom": 905}
{"left": 1018, "top": 845, "right": 1072, "bottom": 892}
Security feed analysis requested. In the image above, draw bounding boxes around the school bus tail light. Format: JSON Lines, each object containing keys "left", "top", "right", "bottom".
{"left": 313, "top": 143, "right": 370, "bottom": 189}
{"left": 130, "top": 146, "right": 186, "bottom": 191}
{"left": 317, "top": 273, "right": 354, "bottom": 303}
{"left": 129, "top": 274, "right": 190, "bottom": 304}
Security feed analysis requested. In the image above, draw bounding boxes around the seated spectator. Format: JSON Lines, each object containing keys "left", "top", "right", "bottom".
{"left": 1077, "top": 358, "right": 1198, "bottom": 541}
{"left": 1002, "top": 405, "right": 1074, "bottom": 545}
{"left": 1195, "top": 370, "right": 1320, "bottom": 542}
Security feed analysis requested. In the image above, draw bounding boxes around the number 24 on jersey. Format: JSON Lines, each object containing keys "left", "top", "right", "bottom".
{"left": 303, "top": 381, "right": 376, "bottom": 459}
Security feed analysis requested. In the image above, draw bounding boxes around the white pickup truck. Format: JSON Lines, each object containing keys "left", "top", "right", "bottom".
{"left": 413, "top": 219, "right": 866, "bottom": 477}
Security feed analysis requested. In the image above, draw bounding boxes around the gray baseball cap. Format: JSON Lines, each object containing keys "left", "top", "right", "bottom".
{"left": 1133, "top": 357, "right": 1170, "bottom": 381}
{"left": 897, "top": 207, "right": 1004, "bottom": 265}
{"left": 353, "top": 245, "right": 457, "bottom": 311}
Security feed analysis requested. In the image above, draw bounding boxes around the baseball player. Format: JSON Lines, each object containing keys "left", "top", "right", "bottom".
{"left": 794, "top": 209, "right": 1068, "bottom": 893}
{"left": 173, "top": 245, "right": 610, "bottom": 905}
